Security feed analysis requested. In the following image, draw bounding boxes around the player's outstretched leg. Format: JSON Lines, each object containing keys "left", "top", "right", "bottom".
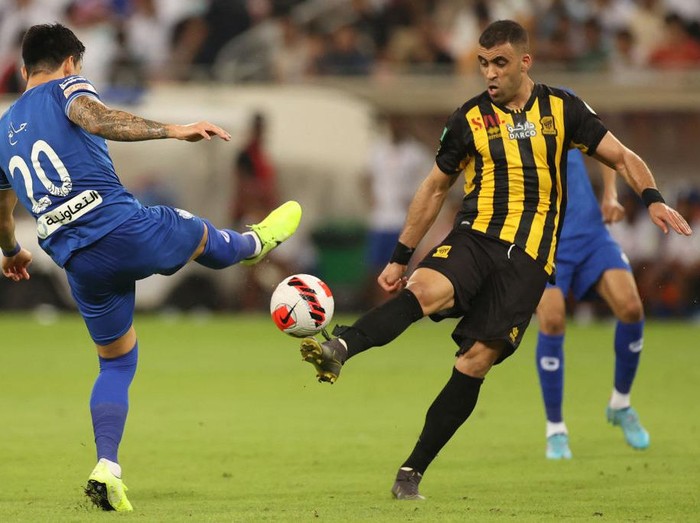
{"left": 241, "top": 201, "right": 302, "bottom": 266}
{"left": 606, "top": 406, "right": 650, "bottom": 449}
{"left": 300, "top": 337, "right": 348, "bottom": 384}
{"left": 85, "top": 458, "right": 133, "bottom": 512}
{"left": 391, "top": 467, "right": 426, "bottom": 500}
{"left": 300, "top": 289, "right": 424, "bottom": 383}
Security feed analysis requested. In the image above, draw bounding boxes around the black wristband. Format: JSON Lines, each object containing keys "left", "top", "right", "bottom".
{"left": 2, "top": 243, "right": 20, "bottom": 257}
{"left": 641, "top": 188, "right": 665, "bottom": 207}
{"left": 390, "top": 241, "right": 415, "bottom": 265}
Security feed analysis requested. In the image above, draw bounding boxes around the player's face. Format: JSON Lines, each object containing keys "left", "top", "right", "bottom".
{"left": 477, "top": 42, "right": 530, "bottom": 106}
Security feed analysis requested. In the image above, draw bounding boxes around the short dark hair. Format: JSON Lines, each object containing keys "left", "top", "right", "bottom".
{"left": 479, "top": 20, "right": 529, "bottom": 51}
{"left": 22, "top": 24, "right": 85, "bottom": 76}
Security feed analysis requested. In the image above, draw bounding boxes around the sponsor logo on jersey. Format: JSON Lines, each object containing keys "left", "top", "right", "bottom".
{"left": 507, "top": 121, "right": 536, "bottom": 140}
{"left": 36, "top": 190, "right": 103, "bottom": 239}
{"left": 470, "top": 113, "right": 504, "bottom": 140}
{"left": 432, "top": 245, "right": 452, "bottom": 258}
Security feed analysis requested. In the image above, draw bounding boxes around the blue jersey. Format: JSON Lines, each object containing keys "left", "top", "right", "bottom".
{"left": 552, "top": 148, "right": 630, "bottom": 299}
{"left": 559, "top": 148, "right": 606, "bottom": 244}
{"left": 0, "top": 76, "right": 141, "bottom": 267}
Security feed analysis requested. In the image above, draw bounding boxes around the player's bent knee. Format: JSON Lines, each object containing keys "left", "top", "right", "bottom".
{"left": 455, "top": 341, "right": 503, "bottom": 378}
{"left": 406, "top": 269, "right": 455, "bottom": 315}
{"left": 96, "top": 326, "right": 137, "bottom": 359}
{"left": 617, "top": 299, "right": 644, "bottom": 323}
{"left": 538, "top": 312, "right": 566, "bottom": 335}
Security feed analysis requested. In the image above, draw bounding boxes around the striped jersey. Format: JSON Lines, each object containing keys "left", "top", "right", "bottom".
{"left": 436, "top": 84, "right": 608, "bottom": 274}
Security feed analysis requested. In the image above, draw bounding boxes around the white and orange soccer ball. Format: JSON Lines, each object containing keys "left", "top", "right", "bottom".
{"left": 270, "top": 274, "right": 334, "bottom": 337}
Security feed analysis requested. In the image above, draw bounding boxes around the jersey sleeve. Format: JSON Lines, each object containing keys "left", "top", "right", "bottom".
{"left": 435, "top": 108, "right": 472, "bottom": 175}
{"left": 565, "top": 94, "right": 608, "bottom": 156}
{"left": 0, "top": 165, "right": 10, "bottom": 190}
{"left": 55, "top": 75, "right": 101, "bottom": 118}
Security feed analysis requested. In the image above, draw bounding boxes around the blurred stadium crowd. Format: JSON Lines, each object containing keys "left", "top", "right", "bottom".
{"left": 0, "top": 0, "right": 698, "bottom": 318}
{"left": 1, "top": 0, "right": 700, "bottom": 90}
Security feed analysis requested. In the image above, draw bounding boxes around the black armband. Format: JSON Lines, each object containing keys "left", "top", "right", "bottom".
{"left": 390, "top": 241, "right": 415, "bottom": 265}
{"left": 641, "top": 188, "right": 665, "bottom": 207}
{"left": 2, "top": 243, "right": 20, "bottom": 257}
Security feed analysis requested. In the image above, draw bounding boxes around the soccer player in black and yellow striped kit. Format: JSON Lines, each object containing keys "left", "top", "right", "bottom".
{"left": 300, "top": 19, "right": 692, "bottom": 500}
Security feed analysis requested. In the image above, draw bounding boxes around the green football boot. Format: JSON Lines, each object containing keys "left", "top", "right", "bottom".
{"left": 241, "top": 201, "right": 302, "bottom": 266}
{"left": 85, "top": 459, "right": 133, "bottom": 512}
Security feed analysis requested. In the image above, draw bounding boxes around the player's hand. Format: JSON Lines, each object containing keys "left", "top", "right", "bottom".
{"left": 170, "top": 122, "right": 232, "bottom": 142}
{"left": 2, "top": 248, "right": 32, "bottom": 282}
{"left": 648, "top": 203, "right": 692, "bottom": 235}
{"left": 601, "top": 196, "right": 625, "bottom": 224}
{"left": 377, "top": 262, "right": 409, "bottom": 293}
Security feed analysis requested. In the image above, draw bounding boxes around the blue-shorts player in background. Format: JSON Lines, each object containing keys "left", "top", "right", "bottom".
{"left": 536, "top": 148, "right": 648, "bottom": 460}
{"left": 0, "top": 24, "right": 302, "bottom": 512}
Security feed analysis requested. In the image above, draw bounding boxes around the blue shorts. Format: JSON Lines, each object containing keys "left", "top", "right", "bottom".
{"left": 64, "top": 206, "right": 205, "bottom": 344}
{"left": 365, "top": 229, "right": 400, "bottom": 270}
{"left": 551, "top": 231, "right": 631, "bottom": 301}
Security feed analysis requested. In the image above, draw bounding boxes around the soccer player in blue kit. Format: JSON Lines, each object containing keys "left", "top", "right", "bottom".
{"left": 536, "top": 149, "right": 648, "bottom": 459}
{"left": 0, "top": 24, "right": 301, "bottom": 511}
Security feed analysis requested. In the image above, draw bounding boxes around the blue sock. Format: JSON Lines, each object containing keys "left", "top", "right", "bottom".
{"left": 90, "top": 344, "right": 138, "bottom": 463}
{"left": 614, "top": 320, "right": 644, "bottom": 394}
{"left": 536, "top": 333, "right": 565, "bottom": 423}
{"left": 195, "top": 219, "right": 256, "bottom": 269}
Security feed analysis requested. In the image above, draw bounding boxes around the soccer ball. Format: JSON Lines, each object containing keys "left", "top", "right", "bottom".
{"left": 270, "top": 274, "right": 334, "bottom": 337}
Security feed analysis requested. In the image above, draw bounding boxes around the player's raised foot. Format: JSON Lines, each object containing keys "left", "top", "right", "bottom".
{"left": 546, "top": 433, "right": 573, "bottom": 460}
{"left": 391, "top": 467, "right": 426, "bottom": 500}
{"left": 84, "top": 458, "right": 133, "bottom": 512}
{"left": 300, "top": 337, "right": 347, "bottom": 384}
{"left": 241, "top": 200, "right": 302, "bottom": 266}
{"left": 606, "top": 406, "right": 650, "bottom": 450}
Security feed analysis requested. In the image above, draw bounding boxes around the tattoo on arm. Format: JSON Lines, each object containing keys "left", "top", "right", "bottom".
{"left": 68, "top": 95, "right": 169, "bottom": 141}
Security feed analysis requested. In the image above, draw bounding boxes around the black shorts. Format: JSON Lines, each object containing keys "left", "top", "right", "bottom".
{"left": 417, "top": 227, "right": 549, "bottom": 363}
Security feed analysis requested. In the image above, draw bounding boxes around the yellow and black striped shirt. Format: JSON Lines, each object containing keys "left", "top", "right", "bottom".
{"left": 436, "top": 84, "right": 608, "bottom": 274}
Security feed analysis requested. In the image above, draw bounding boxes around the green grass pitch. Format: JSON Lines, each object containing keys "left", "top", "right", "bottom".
{"left": 0, "top": 313, "right": 698, "bottom": 521}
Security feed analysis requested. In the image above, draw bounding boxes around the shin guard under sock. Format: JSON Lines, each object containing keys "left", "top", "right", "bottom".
{"left": 402, "top": 368, "right": 483, "bottom": 474}
{"left": 195, "top": 220, "right": 257, "bottom": 269}
{"left": 614, "top": 320, "right": 644, "bottom": 394}
{"left": 341, "top": 289, "right": 424, "bottom": 360}
{"left": 90, "top": 344, "right": 138, "bottom": 463}
{"left": 536, "top": 332, "right": 565, "bottom": 423}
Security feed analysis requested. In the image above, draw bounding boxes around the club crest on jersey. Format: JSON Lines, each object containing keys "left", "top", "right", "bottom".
{"left": 507, "top": 121, "right": 536, "bottom": 140}
{"left": 175, "top": 208, "right": 194, "bottom": 219}
{"left": 432, "top": 245, "right": 452, "bottom": 258}
{"left": 540, "top": 116, "right": 557, "bottom": 136}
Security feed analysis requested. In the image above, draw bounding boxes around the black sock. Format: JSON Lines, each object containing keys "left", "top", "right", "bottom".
{"left": 339, "top": 289, "right": 423, "bottom": 360}
{"left": 402, "top": 368, "right": 483, "bottom": 474}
